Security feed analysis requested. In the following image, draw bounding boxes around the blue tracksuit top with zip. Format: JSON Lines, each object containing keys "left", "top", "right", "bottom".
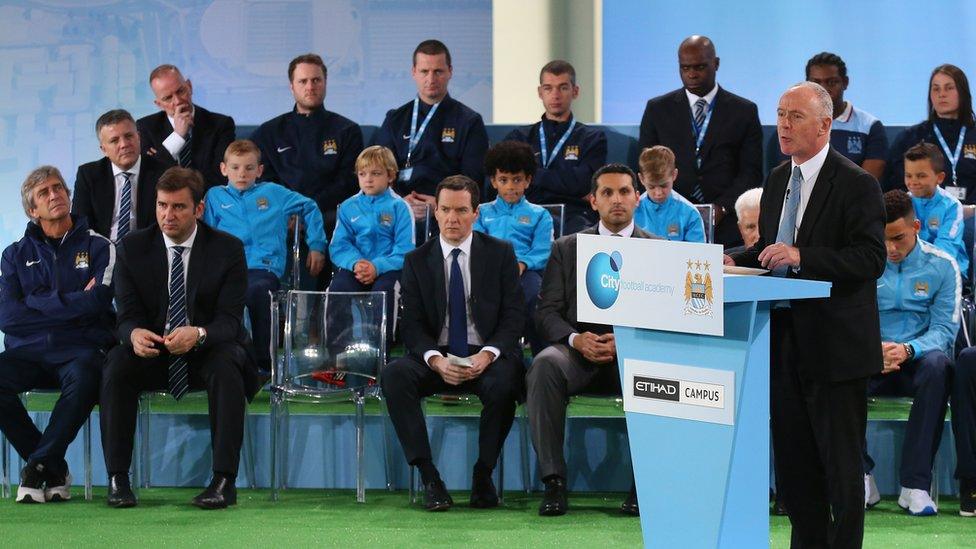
{"left": 0, "top": 214, "right": 115, "bottom": 352}
{"left": 203, "top": 181, "right": 327, "bottom": 278}
{"left": 878, "top": 238, "right": 960, "bottom": 358}
{"left": 911, "top": 186, "right": 969, "bottom": 275}
{"left": 473, "top": 196, "right": 553, "bottom": 271}
{"left": 329, "top": 188, "right": 414, "bottom": 275}
{"left": 633, "top": 191, "right": 706, "bottom": 242}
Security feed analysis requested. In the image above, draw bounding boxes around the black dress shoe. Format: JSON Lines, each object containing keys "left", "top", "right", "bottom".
{"left": 423, "top": 479, "right": 453, "bottom": 511}
{"left": 772, "top": 497, "right": 789, "bottom": 516}
{"left": 106, "top": 473, "right": 137, "bottom": 508}
{"left": 539, "top": 477, "right": 568, "bottom": 516}
{"left": 191, "top": 474, "right": 237, "bottom": 510}
{"left": 470, "top": 470, "right": 499, "bottom": 508}
{"left": 620, "top": 485, "right": 639, "bottom": 516}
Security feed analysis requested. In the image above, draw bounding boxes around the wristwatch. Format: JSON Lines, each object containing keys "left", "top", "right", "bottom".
{"left": 195, "top": 327, "right": 207, "bottom": 347}
{"left": 903, "top": 343, "right": 915, "bottom": 361}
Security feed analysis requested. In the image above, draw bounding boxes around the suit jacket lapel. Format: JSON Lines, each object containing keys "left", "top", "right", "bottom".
{"left": 795, "top": 151, "right": 837, "bottom": 246}
{"left": 152, "top": 230, "right": 169, "bottom": 325}
{"left": 426, "top": 241, "right": 446, "bottom": 333}
{"left": 185, "top": 223, "right": 206, "bottom": 323}
{"left": 99, "top": 159, "right": 116, "bottom": 229}
{"left": 469, "top": 234, "right": 485, "bottom": 333}
{"left": 672, "top": 91, "right": 698, "bottom": 163}
{"left": 697, "top": 87, "right": 724, "bottom": 160}
{"left": 765, "top": 165, "right": 790, "bottom": 244}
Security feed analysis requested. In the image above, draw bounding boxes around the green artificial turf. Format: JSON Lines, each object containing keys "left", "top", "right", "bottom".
{"left": 0, "top": 489, "right": 973, "bottom": 547}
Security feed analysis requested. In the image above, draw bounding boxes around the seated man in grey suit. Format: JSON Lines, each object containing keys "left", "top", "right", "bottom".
{"left": 527, "top": 163, "right": 659, "bottom": 517}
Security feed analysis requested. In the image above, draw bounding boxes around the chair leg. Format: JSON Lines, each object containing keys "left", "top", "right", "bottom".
{"left": 379, "top": 397, "right": 395, "bottom": 492}
{"left": 138, "top": 394, "right": 151, "bottom": 489}
{"left": 356, "top": 395, "right": 366, "bottom": 503}
{"left": 242, "top": 412, "right": 257, "bottom": 490}
{"left": 409, "top": 465, "right": 417, "bottom": 504}
{"left": 281, "top": 400, "right": 291, "bottom": 490}
{"left": 519, "top": 407, "right": 531, "bottom": 493}
{"left": 84, "top": 417, "right": 92, "bottom": 501}
{"left": 498, "top": 448, "right": 505, "bottom": 505}
{"left": 1, "top": 433, "right": 9, "bottom": 498}
{"left": 270, "top": 393, "right": 280, "bottom": 502}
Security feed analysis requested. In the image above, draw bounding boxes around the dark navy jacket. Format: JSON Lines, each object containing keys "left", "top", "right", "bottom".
{"left": 884, "top": 118, "right": 976, "bottom": 202}
{"left": 504, "top": 115, "right": 607, "bottom": 214}
{"left": 251, "top": 105, "right": 364, "bottom": 216}
{"left": 0, "top": 215, "right": 115, "bottom": 352}
{"left": 373, "top": 94, "right": 488, "bottom": 197}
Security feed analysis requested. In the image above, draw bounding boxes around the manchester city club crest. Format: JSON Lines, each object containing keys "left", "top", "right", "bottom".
{"left": 379, "top": 212, "right": 393, "bottom": 226}
{"left": 322, "top": 139, "right": 338, "bottom": 155}
{"left": 683, "top": 258, "right": 714, "bottom": 316}
{"left": 441, "top": 128, "right": 456, "bottom": 143}
{"left": 966, "top": 144, "right": 976, "bottom": 160}
{"left": 257, "top": 197, "right": 270, "bottom": 210}
{"left": 564, "top": 145, "right": 580, "bottom": 161}
{"left": 913, "top": 280, "right": 930, "bottom": 297}
{"left": 75, "top": 251, "right": 90, "bottom": 269}
{"left": 847, "top": 135, "right": 863, "bottom": 155}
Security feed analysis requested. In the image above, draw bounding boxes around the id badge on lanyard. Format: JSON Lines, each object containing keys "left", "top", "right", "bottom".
{"left": 934, "top": 123, "right": 967, "bottom": 199}
{"left": 399, "top": 97, "right": 440, "bottom": 182}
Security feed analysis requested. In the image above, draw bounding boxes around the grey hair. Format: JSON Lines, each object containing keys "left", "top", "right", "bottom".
{"left": 21, "top": 165, "right": 70, "bottom": 220}
{"left": 790, "top": 81, "right": 833, "bottom": 120}
{"left": 734, "top": 187, "right": 762, "bottom": 219}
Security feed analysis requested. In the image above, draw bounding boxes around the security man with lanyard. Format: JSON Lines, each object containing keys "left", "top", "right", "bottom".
{"left": 373, "top": 39, "right": 489, "bottom": 212}
{"left": 505, "top": 60, "right": 607, "bottom": 235}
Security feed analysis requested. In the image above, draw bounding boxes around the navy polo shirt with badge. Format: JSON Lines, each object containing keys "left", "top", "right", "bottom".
{"left": 251, "top": 105, "right": 364, "bottom": 216}
{"left": 373, "top": 94, "right": 489, "bottom": 197}
{"left": 770, "top": 102, "right": 887, "bottom": 168}
{"left": 504, "top": 116, "right": 608, "bottom": 213}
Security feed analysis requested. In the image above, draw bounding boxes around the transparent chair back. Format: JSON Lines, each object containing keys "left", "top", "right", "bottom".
{"left": 410, "top": 203, "right": 435, "bottom": 244}
{"left": 541, "top": 203, "right": 566, "bottom": 239}
{"left": 694, "top": 203, "right": 715, "bottom": 243}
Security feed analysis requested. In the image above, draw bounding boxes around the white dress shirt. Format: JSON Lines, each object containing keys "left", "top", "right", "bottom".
{"left": 781, "top": 142, "right": 830, "bottom": 240}
{"left": 567, "top": 220, "right": 636, "bottom": 347}
{"left": 685, "top": 85, "right": 719, "bottom": 113}
{"left": 162, "top": 106, "right": 195, "bottom": 159}
{"left": 423, "top": 233, "right": 501, "bottom": 365}
{"left": 162, "top": 223, "right": 198, "bottom": 331}
{"left": 110, "top": 156, "right": 141, "bottom": 241}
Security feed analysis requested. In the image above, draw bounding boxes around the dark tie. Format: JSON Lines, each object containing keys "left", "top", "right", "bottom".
{"left": 167, "top": 246, "right": 190, "bottom": 400}
{"left": 117, "top": 172, "right": 132, "bottom": 241}
{"left": 690, "top": 98, "right": 708, "bottom": 202}
{"left": 448, "top": 248, "right": 468, "bottom": 357}
{"left": 773, "top": 166, "right": 804, "bottom": 277}
{"left": 178, "top": 130, "right": 192, "bottom": 168}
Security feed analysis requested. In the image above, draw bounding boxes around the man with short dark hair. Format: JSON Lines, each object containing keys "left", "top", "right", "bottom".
{"left": 251, "top": 53, "right": 364, "bottom": 288}
{"left": 528, "top": 163, "right": 659, "bottom": 517}
{"left": 73, "top": 109, "right": 168, "bottom": 241}
{"left": 504, "top": 60, "right": 608, "bottom": 234}
{"left": 767, "top": 52, "right": 888, "bottom": 180}
{"left": 374, "top": 40, "right": 489, "bottom": 209}
{"left": 136, "top": 64, "right": 236, "bottom": 188}
{"left": 381, "top": 174, "right": 524, "bottom": 512}
{"left": 0, "top": 166, "right": 115, "bottom": 503}
{"left": 638, "top": 35, "right": 762, "bottom": 247}
{"left": 100, "top": 167, "right": 260, "bottom": 510}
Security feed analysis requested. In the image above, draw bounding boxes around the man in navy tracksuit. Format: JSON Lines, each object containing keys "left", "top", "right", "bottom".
{"left": 0, "top": 166, "right": 115, "bottom": 503}
{"left": 251, "top": 53, "right": 364, "bottom": 289}
{"left": 373, "top": 39, "right": 489, "bottom": 224}
{"left": 504, "top": 61, "right": 607, "bottom": 235}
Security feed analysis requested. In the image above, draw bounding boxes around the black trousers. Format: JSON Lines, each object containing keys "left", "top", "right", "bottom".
{"left": 381, "top": 346, "right": 523, "bottom": 470}
{"left": 770, "top": 309, "right": 867, "bottom": 549}
{"left": 99, "top": 342, "right": 249, "bottom": 476}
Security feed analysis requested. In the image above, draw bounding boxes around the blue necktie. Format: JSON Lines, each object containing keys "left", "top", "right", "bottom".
{"left": 117, "top": 172, "right": 132, "bottom": 241}
{"left": 690, "top": 98, "right": 707, "bottom": 202}
{"left": 773, "top": 166, "right": 804, "bottom": 277}
{"left": 448, "top": 248, "right": 468, "bottom": 357}
{"left": 178, "top": 130, "right": 192, "bottom": 168}
{"left": 167, "top": 246, "right": 190, "bottom": 400}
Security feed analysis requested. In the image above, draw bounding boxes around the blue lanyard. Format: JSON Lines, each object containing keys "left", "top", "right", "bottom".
{"left": 539, "top": 117, "right": 577, "bottom": 168}
{"left": 407, "top": 97, "right": 439, "bottom": 166}
{"left": 933, "top": 123, "right": 967, "bottom": 185}
{"left": 693, "top": 103, "right": 713, "bottom": 157}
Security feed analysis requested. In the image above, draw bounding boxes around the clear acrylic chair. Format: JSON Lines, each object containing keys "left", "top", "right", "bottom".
{"left": 411, "top": 203, "right": 435, "bottom": 244}
{"left": 270, "top": 290, "right": 390, "bottom": 503}
{"left": 540, "top": 204, "right": 566, "bottom": 239}
{"left": 694, "top": 203, "right": 715, "bottom": 243}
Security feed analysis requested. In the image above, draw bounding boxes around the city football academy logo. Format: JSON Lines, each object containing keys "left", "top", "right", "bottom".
{"left": 585, "top": 250, "right": 623, "bottom": 309}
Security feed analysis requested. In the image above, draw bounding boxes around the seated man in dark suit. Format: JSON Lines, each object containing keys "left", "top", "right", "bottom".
{"left": 73, "top": 109, "right": 167, "bottom": 241}
{"left": 638, "top": 35, "right": 762, "bottom": 248}
{"left": 381, "top": 175, "right": 525, "bottom": 511}
{"left": 527, "top": 163, "right": 658, "bottom": 517}
{"left": 0, "top": 166, "right": 115, "bottom": 503}
{"left": 137, "top": 64, "right": 236, "bottom": 189}
{"left": 100, "top": 167, "right": 259, "bottom": 510}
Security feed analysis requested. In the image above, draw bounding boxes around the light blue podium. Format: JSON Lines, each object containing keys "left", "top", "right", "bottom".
{"left": 614, "top": 274, "right": 831, "bottom": 548}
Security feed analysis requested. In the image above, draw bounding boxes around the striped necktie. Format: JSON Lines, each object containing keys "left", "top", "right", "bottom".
{"left": 178, "top": 130, "right": 192, "bottom": 168}
{"left": 117, "top": 172, "right": 133, "bottom": 241}
{"left": 772, "top": 167, "right": 804, "bottom": 277}
{"left": 167, "top": 246, "right": 190, "bottom": 400}
{"left": 690, "top": 98, "right": 708, "bottom": 202}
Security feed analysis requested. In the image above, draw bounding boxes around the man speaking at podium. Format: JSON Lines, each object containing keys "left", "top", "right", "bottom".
{"left": 728, "top": 82, "right": 885, "bottom": 547}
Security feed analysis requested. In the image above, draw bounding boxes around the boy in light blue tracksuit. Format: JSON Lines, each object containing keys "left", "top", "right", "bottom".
{"left": 203, "top": 139, "right": 327, "bottom": 373}
{"left": 863, "top": 190, "right": 960, "bottom": 516}
{"left": 474, "top": 141, "right": 553, "bottom": 356}
{"left": 904, "top": 142, "right": 969, "bottom": 276}
{"left": 329, "top": 146, "right": 414, "bottom": 347}
{"left": 633, "top": 145, "right": 706, "bottom": 243}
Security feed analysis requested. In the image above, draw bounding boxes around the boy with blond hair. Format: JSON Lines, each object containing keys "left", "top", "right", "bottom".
{"left": 633, "top": 145, "right": 706, "bottom": 242}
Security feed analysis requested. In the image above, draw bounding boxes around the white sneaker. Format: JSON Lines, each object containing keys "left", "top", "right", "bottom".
{"left": 864, "top": 474, "right": 880, "bottom": 509}
{"left": 15, "top": 464, "right": 45, "bottom": 504}
{"left": 44, "top": 471, "right": 72, "bottom": 502}
{"left": 897, "top": 487, "right": 938, "bottom": 516}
